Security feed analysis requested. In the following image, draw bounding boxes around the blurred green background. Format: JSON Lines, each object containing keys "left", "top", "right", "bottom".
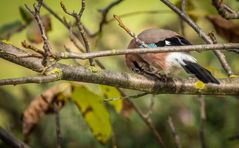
{"left": 0, "top": 0, "right": 239, "bottom": 148}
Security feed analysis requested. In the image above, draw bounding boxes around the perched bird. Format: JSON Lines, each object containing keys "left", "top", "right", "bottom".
{"left": 125, "top": 28, "right": 220, "bottom": 84}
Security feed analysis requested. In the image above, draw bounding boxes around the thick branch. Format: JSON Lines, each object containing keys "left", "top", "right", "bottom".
{"left": 0, "top": 42, "right": 239, "bottom": 95}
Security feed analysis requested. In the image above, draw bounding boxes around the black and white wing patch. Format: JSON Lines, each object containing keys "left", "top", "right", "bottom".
{"left": 156, "top": 36, "right": 192, "bottom": 47}
{"left": 181, "top": 60, "right": 220, "bottom": 84}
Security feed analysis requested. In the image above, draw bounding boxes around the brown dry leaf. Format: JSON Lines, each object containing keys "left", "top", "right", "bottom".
{"left": 121, "top": 100, "right": 134, "bottom": 119}
{"left": 207, "top": 15, "right": 239, "bottom": 42}
{"left": 22, "top": 83, "right": 70, "bottom": 142}
{"left": 26, "top": 15, "right": 52, "bottom": 44}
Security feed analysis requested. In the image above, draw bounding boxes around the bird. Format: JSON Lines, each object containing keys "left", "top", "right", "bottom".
{"left": 125, "top": 28, "right": 220, "bottom": 84}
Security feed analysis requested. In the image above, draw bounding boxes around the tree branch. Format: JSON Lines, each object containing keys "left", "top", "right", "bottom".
{"left": 0, "top": 74, "right": 60, "bottom": 86}
{"left": 129, "top": 100, "right": 166, "bottom": 147}
{"left": 60, "top": 1, "right": 94, "bottom": 66}
{"left": 212, "top": 0, "right": 239, "bottom": 19}
{"left": 168, "top": 117, "right": 181, "bottom": 148}
{"left": 25, "top": 0, "right": 52, "bottom": 66}
{"left": 198, "top": 95, "right": 207, "bottom": 148}
{"left": 54, "top": 102, "right": 62, "bottom": 148}
{"left": 1, "top": 42, "right": 239, "bottom": 95}
{"left": 0, "top": 127, "right": 30, "bottom": 148}
{"left": 53, "top": 43, "right": 239, "bottom": 60}
{"left": 91, "top": 0, "right": 124, "bottom": 37}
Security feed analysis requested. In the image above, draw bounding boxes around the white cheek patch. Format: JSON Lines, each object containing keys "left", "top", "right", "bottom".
{"left": 165, "top": 40, "right": 171, "bottom": 45}
{"left": 166, "top": 52, "right": 197, "bottom": 67}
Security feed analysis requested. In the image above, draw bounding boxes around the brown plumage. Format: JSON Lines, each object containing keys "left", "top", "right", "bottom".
{"left": 125, "top": 28, "right": 220, "bottom": 84}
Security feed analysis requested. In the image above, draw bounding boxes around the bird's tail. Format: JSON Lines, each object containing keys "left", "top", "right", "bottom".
{"left": 181, "top": 60, "right": 220, "bottom": 84}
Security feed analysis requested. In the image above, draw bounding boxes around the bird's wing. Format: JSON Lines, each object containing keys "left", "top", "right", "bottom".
{"left": 138, "top": 35, "right": 193, "bottom": 71}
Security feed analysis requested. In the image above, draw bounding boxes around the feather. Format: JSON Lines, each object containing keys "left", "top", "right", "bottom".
{"left": 181, "top": 60, "right": 220, "bottom": 84}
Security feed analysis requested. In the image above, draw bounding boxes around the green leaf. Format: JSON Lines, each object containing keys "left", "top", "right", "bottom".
{"left": 0, "top": 20, "right": 22, "bottom": 39}
{"left": 72, "top": 85, "right": 112, "bottom": 144}
{"left": 100, "top": 85, "right": 123, "bottom": 113}
{"left": 19, "top": 6, "right": 33, "bottom": 24}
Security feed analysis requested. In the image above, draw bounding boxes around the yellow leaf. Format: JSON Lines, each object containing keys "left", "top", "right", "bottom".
{"left": 194, "top": 81, "right": 206, "bottom": 89}
{"left": 72, "top": 85, "right": 112, "bottom": 144}
{"left": 230, "top": 75, "right": 239, "bottom": 78}
{"left": 100, "top": 85, "right": 123, "bottom": 113}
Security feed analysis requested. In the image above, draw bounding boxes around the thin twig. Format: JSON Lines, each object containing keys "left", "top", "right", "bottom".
{"left": 104, "top": 92, "right": 148, "bottom": 102}
{"left": 22, "top": 40, "right": 45, "bottom": 55}
{"left": 117, "top": 90, "right": 166, "bottom": 147}
{"left": 145, "top": 95, "right": 155, "bottom": 118}
{"left": 60, "top": 1, "right": 94, "bottom": 66}
{"left": 0, "top": 74, "right": 60, "bottom": 86}
{"left": 107, "top": 10, "right": 171, "bottom": 23}
{"left": 168, "top": 117, "right": 181, "bottom": 148}
{"left": 129, "top": 99, "right": 166, "bottom": 147}
{"left": 179, "top": 0, "right": 186, "bottom": 35}
{"left": 181, "top": 0, "right": 186, "bottom": 14}
{"left": 13, "top": 41, "right": 239, "bottom": 60}
{"left": 69, "top": 30, "right": 85, "bottom": 53}
{"left": 64, "top": 45, "right": 82, "bottom": 65}
{"left": 0, "top": 127, "right": 30, "bottom": 148}
{"left": 54, "top": 102, "right": 62, "bottom": 148}
{"left": 25, "top": 0, "right": 52, "bottom": 66}
{"left": 198, "top": 95, "right": 207, "bottom": 148}
{"left": 159, "top": 0, "right": 233, "bottom": 76}
{"left": 113, "top": 15, "right": 148, "bottom": 48}
{"left": 91, "top": 0, "right": 124, "bottom": 37}
{"left": 53, "top": 43, "right": 239, "bottom": 60}
{"left": 42, "top": 2, "right": 69, "bottom": 28}
{"left": 212, "top": 0, "right": 239, "bottom": 19}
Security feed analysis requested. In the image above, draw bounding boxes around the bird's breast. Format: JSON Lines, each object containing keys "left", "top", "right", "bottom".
{"left": 164, "top": 52, "right": 197, "bottom": 74}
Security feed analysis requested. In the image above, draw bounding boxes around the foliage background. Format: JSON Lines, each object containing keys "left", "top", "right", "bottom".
{"left": 0, "top": 0, "right": 239, "bottom": 147}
